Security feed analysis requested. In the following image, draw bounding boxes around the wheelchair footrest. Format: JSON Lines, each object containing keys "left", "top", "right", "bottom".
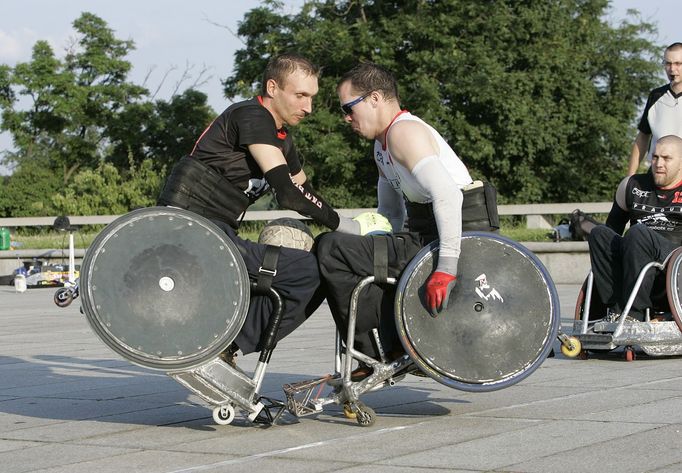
{"left": 283, "top": 375, "right": 336, "bottom": 417}
{"left": 251, "top": 396, "right": 288, "bottom": 425}
{"left": 576, "top": 333, "right": 616, "bottom": 350}
{"left": 576, "top": 333, "right": 613, "bottom": 343}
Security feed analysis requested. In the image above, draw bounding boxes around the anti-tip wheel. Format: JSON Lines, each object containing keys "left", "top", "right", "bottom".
{"left": 560, "top": 336, "right": 582, "bottom": 358}
{"left": 54, "top": 287, "right": 74, "bottom": 308}
{"left": 212, "top": 404, "right": 236, "bottom": 425}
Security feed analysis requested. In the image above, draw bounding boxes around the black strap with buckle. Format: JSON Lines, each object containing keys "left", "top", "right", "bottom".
{"left": 254, "top": 244, "right": 281, "bottom": 295}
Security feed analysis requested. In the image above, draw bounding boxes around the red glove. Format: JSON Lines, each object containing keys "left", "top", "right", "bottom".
{"left": 425, "top": 271, "right": 457, "bottom": 317}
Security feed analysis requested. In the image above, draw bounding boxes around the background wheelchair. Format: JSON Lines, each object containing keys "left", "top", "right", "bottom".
{"left": 74, "top": 207, "right": 561, "bottom": 427}
{"left": 568, "top": 248, "right": 682, "bottom": 361}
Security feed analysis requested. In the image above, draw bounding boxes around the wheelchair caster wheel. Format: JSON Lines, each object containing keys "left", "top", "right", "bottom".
{"left": 212, "top": 404, "right": 235, "bottom": 425}
{"left": 352, "top": 402, "right": 376, "bottom": 427}
{"left": 624, "top": 347, "right": 636, "bottom": 362}
{"left": 560, "top": 336, "right": 582, "bottom": 358}
{"left": 54, "top": 287, "right": 74, "bottom": 308}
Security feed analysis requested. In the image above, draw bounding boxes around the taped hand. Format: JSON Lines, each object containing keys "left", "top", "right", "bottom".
{"left": 425, "top": 271, "right": 457, "bottom": 317}
{"left": 353, "top": 212, "right": 392, "bottom": 235}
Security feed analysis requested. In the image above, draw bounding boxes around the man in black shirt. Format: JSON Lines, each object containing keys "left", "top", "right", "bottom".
{"left": 590, "top": 135, "right": 682, "bottom": 319}
{"left": 158, "top": 53, "right": 370, "bottom": 363}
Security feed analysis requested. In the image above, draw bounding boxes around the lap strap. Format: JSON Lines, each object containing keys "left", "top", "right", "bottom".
{"left": 254, "top": 244, "right": 281, "bottom": 295}
{"left": 373, "top": 236, "right": 389, "bottom": 284}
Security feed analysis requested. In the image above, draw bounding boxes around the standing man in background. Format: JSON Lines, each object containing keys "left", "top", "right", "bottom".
{"left": 628, "top": 42, "right": 682, "bottom": 175}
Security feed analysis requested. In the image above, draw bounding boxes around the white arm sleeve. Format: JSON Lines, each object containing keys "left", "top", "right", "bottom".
{"left": 376, "top": 176, "right": 406, "bottom": 232}
{"left": 411, "top": 155, "right": 463, "bottom": 275}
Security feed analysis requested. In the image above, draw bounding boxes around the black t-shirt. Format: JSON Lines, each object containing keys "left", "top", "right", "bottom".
{"left": 190, "top": 97, "right": 302, "bottom": 201}
{"left": 623, "top": 173, "right": 682, "bottom": 244}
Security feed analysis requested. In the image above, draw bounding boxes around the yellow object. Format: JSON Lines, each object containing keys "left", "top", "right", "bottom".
{"left": 560, "top": 336, "right": 582, "bottom": 358}
{"left": 353, "top": 212, "right": 392, "bottom": 235}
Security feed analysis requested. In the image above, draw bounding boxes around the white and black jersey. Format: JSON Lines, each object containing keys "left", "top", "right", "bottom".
{"left": 638, "top": 84, "right": 682, "bottom": 163}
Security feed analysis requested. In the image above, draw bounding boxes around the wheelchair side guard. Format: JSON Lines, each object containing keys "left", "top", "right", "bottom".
{"left": 81, "top": 206, "right": 250, "bottom": 371}
{"left": 395, "top": 232, "right": 560, "bottom": 392}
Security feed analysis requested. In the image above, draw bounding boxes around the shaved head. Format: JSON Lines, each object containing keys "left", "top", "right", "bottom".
{"left": 652, "top": 135, "right": 682, "bottom": 187}
{"left": 656, "top": 135, "right": 682, "bottom": 154}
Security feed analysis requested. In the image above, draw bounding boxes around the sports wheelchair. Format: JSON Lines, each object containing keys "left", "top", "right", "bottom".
{"left": 73, "top": 207, "right": 561, "bottom": 427}
{"left": 567, "top": 248, "right": 682, "bottom": 361}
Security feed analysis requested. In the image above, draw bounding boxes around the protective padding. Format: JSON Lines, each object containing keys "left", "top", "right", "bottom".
{"left": 665, "top": 247, "right": 682, "bottom": 332}
{"left": 395, "top": 232, "right": 559, "bottom": 392}
{"left": 81, "top": 207, "right": 250, "bottom": 370}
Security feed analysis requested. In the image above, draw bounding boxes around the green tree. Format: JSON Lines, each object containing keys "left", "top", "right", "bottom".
{"left": 224, "top": 0, "right": 661, "bottom": 205}
{"left": 106, "top": 89, "right": 214, "bottom": 173}
{"left": 0, "top": 13, "right": 215, "bottom": 217}
{"left": 0, "top": 13, "right": 147, "bottom": 185}
{"left": 146, "top": 89, "right": 215, "bottom": 171}
{"left": 0, "top": 158, "right": 62, "bottom": 217}
{"left": 51, "top": 158, "right": 164, "bottom": 215}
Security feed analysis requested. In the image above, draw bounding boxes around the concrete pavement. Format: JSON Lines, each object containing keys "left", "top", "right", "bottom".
{"left": 2, "top": 284, "right": 682, "bottom": 473}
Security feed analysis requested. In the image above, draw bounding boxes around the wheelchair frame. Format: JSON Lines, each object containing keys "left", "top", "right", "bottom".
{"left": 570, "top": 248, "right": 682, "bottom": 360}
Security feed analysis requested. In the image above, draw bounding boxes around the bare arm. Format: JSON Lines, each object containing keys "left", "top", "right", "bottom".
{"left": 248, "top": 143, "right": 288, "bottom": 173}
{"left": 387, "top": 120, "right": 462, "bottom": 274}
{"left": 627, "top": 132, "right": 651, "bottom": 176}
{"left": 386, "top": 120, "right": 439, "bottom": 171}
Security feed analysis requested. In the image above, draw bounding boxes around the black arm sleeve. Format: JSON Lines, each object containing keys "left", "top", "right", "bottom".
{"left": 264, "top": 164, "right": 340, "bottom": 230}
{"left": 605, "top": 202, "right": 629, "bottom": 235}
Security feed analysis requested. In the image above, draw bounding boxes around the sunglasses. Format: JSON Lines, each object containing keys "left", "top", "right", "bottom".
{"left": 341, "top": 92, "right": 371, "bottom": 115}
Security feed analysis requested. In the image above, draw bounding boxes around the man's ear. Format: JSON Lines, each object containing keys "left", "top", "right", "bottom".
{"left": 369, "top": 90, "right": 383, "bottom": 108}
{"left": 265, "top": 78, "right": 278, "bottom": 98}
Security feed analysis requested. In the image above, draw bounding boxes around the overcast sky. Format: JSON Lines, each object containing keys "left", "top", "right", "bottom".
{"left": 0, "top": 0, "right": 678, "bottom": 174}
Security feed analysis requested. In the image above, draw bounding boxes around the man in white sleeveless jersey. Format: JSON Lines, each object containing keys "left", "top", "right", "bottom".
{"left": 317, "top": 62, "right": 482, "bottom": 380}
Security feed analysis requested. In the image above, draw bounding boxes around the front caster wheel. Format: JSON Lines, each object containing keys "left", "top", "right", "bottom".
{"left": 352, "top": 402, "right": 376, "bottom": 427}
{"left": 560, "top": 336, "right": 582, "bottom": 358}
{"left": 212, "top": 404, "right": 235, "bottom": 425}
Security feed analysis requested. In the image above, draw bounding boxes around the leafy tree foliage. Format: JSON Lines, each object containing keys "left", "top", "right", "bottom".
{"left": 106, "top": 89, "right": 214, "bottom": 171}
{"left": 0, "top": 158, "right": 62, "bottom": 217}
{"left": 224, "top": 0, "right": 661, "bottom": 204}
{"left": 1, "top": 13, "right": 147, "bottom": 184}
{"left": 51, "top": 158, "right": 163, "bottom": 215}
{"left": 0, "top": 13, "right": 214, "bottom": 217}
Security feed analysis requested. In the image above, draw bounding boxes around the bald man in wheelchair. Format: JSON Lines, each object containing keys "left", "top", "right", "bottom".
{"left": 589, "top": 135, "right": 682, "bottom": 321}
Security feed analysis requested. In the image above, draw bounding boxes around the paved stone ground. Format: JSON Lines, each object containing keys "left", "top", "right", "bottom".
{"left": 2, "top": 284, "right": 682, "bottom": 473}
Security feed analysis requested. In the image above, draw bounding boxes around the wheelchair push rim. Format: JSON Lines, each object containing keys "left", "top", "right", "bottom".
{"left": 395, "top": 232, "right": 560, "bottom": 392}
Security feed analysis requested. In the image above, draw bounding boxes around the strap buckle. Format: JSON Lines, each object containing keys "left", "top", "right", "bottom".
{"left": 258, "top": 266, "right": 277, "bottom": 277}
